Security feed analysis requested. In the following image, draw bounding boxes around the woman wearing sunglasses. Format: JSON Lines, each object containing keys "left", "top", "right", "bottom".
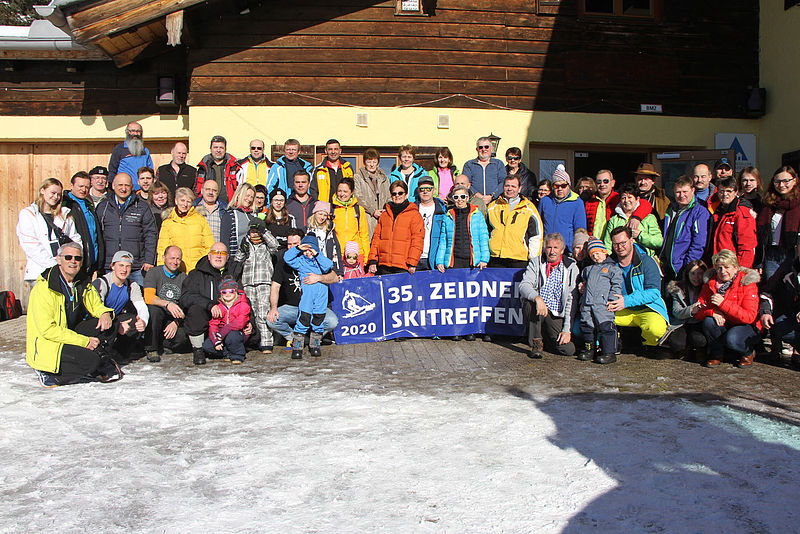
{"left": 436, "top": 184, "right": 490, "bottom": 273}
{"left": 17, "top": 177, "right": 82, "bottom": 284}
{"left": 504, "top": 147, "right": 537, "bottom": 200}
{"left": 367, "top": 180, "right": 424, "bottom": 275}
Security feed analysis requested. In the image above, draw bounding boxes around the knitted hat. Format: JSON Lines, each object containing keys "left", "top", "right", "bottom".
{"left": 552, "top": 164, "right": 570, "bottom": 184}
{"left": 344, "top": 241, "right": 359, "bottom": 256}
{"left": 219, "top": 277, "right": 238, "bottom": 292}
{"left": 269, "top": 188, "right": 287, "bottom": 202}
{"left": 248, "top": 218, "right": 266, "bottom": 233}
{"left": 300, "top": 234, "right": 320, "bottom": 252}
{"left": 572, "top": 231, "right": 591, "bottom": 252}
{"left": 313, "top": 201, "right": 331, "bottom": 214}
{"left": 586, "top": 237, "right": 607, "bottom": 255}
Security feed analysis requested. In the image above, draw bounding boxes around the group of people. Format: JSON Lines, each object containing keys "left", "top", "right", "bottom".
{"left": 16, "top": 121, "right": 800, "bottom": 386}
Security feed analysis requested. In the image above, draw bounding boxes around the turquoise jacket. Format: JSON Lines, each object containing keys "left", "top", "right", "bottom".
{"left": 618, "top": 244, "right": 669, "bottom": 322}
{"left": 266, "top": 156, "right": 313, "bottom": 196}
{"left": 435, "top": 205, "right": 491, "bottom": 268}
{"left": 389, "top": 163, "right": 428, "bottom": 203}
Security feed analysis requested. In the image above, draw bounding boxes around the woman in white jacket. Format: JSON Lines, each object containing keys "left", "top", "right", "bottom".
{"left": 16, "top": 178, "right": 81, "bottom": 283}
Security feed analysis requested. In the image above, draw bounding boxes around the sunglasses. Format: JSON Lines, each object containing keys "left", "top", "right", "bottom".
{"left": 553, "top": 183, "right": 569, "bottom": 189}
{"left": 507, "top": 156, "right": 520, "bottom": 161}
{"left": 250, "top": 146, "right": 263, "bottom": 150}
{"left": 209, "top": 250, "right": 229, "bottom": 256}
{"left": 61, "top": 254, "right": 83, "bottom": 261}
{"left": 478, "top": 145, "right": 491, "bottom": 150}
{"left": 418, "top": 187, "right": 434, "bottom": 192}
{"left": 596, "top": 179, "right": 610, "bottom": 184}
{"left": 220, "top": 289, "right": 236, "bottom": 294}
{"left": 345, "top": 254, "right": 359, "bottom": 260}
{"left": 391, "top": 191, "right": 406, "bottom": 197}
{"left": 452, "top": 194, "right": 468, "bottom": 200}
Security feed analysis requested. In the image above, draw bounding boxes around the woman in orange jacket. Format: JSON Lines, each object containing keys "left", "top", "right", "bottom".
{"left": 367, "top": 180, "right": 424, "bottom": 275}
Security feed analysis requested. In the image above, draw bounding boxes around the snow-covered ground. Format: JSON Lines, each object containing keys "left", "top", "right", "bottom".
{"left": 1, "top": 351, "right": 799, "bottom": 533}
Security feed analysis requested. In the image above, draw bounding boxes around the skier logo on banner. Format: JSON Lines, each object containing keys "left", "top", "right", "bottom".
{"left": 341, "top": 290, "right": 376, "bottom": 319}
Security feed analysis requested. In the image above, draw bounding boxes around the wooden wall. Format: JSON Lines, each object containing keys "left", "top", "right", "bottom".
{"left": 186, "top": 0, "right": 759, "bottom": 118}
{"left": 0, "top": 141, "right": 176, "bottom": 307}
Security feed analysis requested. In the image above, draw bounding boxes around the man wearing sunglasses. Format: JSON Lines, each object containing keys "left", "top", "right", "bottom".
{"left": 537, "top": 165, "right": 587, "bottom": 253}
{"left": 584, "top": 169, "right": 652, "bottom": 238}
{"left": 180, "top": 242, "right": 239, "bottom": 365}
{"left": 26, "top": 242, "right": 123, "bottom": 387}
{"left": 237, "top": 139, "right": 273, "bottom": 188}
{"left": 462, "top": 137, "right": 506, "bottom": 204}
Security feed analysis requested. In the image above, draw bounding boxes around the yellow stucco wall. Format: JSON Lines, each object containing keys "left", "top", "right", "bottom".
{"left": 0, "top": 114, "right": 189, "bottom": 142}
{"left": 188, "top": 106, "right": 758, "bottom": 168}
{"left": 759, "top": 0, "right": 800, "bottom": 172}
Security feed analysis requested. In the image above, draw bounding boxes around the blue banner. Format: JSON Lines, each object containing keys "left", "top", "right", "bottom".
{"left": 330, "top": 268, "right": 526, "bottom": 344}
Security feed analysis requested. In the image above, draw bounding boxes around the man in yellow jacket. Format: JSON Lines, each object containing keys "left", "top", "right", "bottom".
{"left": 487, "top": 175, "right": 544, "bottom": 269}
{"left": 26, "top": 242, "right": 123, "bottom": 387}
{"left": 311, "top": 139, "right": 354, "bottom": 203}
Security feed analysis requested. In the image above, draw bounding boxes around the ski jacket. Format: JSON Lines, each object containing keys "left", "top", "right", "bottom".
{"left": 487, "top": 196, "right": 544, "bottom": 262}
{"left": 209, "top": 290, "right": 251, "bottom": 342}
{"left": 96, "top": 194, "right": 157, "bottom": 271}
{"left": 603, "top": 206, "right": 663, "bottom": 257}
{"left": 694, "top": 268, "right": 760, "bottom": 327}
{"left": 436, "top": 204, "right": 490, "bottom": 268}
{"left": 16, "top": 203, "right": 81, "bottom": 281}
{"left": 62, "top": 193, "right": 104, "bottom": 277}
{"left": 236, "top": 156, "right": 273, "bottom": 187}
{"left": 331, "top": 196, "right": 370, "bottom": 262}
{"left": 195, "top": 153, "right": 242, "bottom": 205}
{"left": 709, "top": 197, "right": 757, "bottom": 268}
{"left": 389, "top": 163, "right": 428, "bottom": 203}
{"left": 461, "top": 157, "right": 506, "bottom": 199}
{"left": 368, "top": 202, "right": 425, "bottom": 270}
{"left": 312, "top": 158, "right": 354, "bottom": 202}
{"left": 585, "top": 192, "right": 652, "bottom": 238}
{"left": 108, "top": 140, "right": 153, "bottom": 188}
{"left": 266, "top": 155, "right": 313, "bottom": 197}
{"left": 157, "top": 207, "right": 215, "bottom": 273}
{"left": 617, "top": 245, "right": 669, "bottom": 322}
{"left": 538, "top": 190, "right": 587, "bottom": 252}
{"left": 179, "top": 256, "right": 228, "bottom": 313}
{"left": 660, "top": 198, "right": 711, "bottom": 278}
{"left": 307, "top": 224, "right": 344, "bottom": 276}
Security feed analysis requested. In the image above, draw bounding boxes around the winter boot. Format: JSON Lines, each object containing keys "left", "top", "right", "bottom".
{"left": 528, "top": 338, "right": 544, "bottom": 359}
{"left": 309, "top": 332, "right": 323, "bottom": 357}
{"left": 146, "top": 351, "right": 161, "bottom": 363}
{"left": 737, "top": 350, "right": 755, "bottom": 368}
{"left": 291, "top": 333, "right": 305, "bottom": 360}
{"left": 193, "top": 348, "right": 206, "bottom": 365}
{"left": 577, "top": 342, "right": 595, "bottom": 361}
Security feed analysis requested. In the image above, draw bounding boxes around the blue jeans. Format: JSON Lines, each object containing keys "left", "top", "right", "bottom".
{"left": 771, "top": 314, "right": 800, "bottom": 349}
{"left": 763, "top": 246, "right": 792, "bottom": 280}
{"left": 266, "top": 305, "right": 339, "bottom": 341}
{"left": 128, "top": 269, "right": 145, "bottom": 287}
{"left": 702, "top": 317, "right": 759, "bottom": 358}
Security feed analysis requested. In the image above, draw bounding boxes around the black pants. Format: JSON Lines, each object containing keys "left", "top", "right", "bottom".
{"left": 56, "top": 317, "right": 118, "bottom": 385}
{"left": 666, "top": 322, "right": 707, "bottom": 353}
{"left": 489, "top": 257, "right": 528, "bottom": 269}
{"left": 377, "top": 265, "right": 408, "bottom": 275}
{"left": 184, "top": 303, "right": 212, "bottom": 337}
{"left": 145, "top": 304, "right": 189, "bottom": 354}
{"left": 523, "top": 300, "right": 576, "bottom": 356}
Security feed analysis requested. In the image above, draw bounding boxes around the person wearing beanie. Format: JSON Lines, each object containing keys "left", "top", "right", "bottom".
{"left": 230, "top": 218, "right": 280, "bottom": 353}
{"left": 306, "top": 199, "right": 343, "bottom": 276}
{"left": 201, "top": 276, "right": 251, "bottom": 364}
{"left": 342, "top": 240, "right": 371, "bottom": 279}
{"left": 283, "top": 233, "right": 335, "bottom": 359}
{"left": 537, "top": 164, "right": 587, "bottom": 252}
{"left": 577, "top": 237, "right": 624, "bottom": 364}
{"left": 572, "top": 228, "right": 591, "bottom": 267}
{"left": 263, "top": 187, "right": 298, "bottom": 248}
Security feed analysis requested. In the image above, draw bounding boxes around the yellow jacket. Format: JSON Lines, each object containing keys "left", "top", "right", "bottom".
{"left": 332, "top": 196, "right": 370, "bottom": 258}
{"left": 26, "top": 267, "right": 113, "bottom": 374}
{"left": 313, "top": 159, "right": 354, "bottom": 202}
{"left": 487, "top": 196, "right": 544, "bottom": 262}
{"left": 157, "top": 207, "right": 215, "bottom": 272}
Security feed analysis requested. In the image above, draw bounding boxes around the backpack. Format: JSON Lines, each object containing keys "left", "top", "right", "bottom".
{"left": 0, "top": 291, "right": 23, "bottom": 321}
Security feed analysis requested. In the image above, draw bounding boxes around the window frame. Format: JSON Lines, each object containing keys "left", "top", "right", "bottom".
{"left": 580, "top": 0, "right": 663, "bottom": 22}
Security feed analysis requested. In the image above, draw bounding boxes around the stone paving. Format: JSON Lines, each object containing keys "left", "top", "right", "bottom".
{"left": 4, "top": 315, "right": 800, "bottom": 423}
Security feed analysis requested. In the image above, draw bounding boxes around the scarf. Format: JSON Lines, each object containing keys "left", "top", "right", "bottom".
{"left": 389, "top": 200, "right": 410, "bottom": 218}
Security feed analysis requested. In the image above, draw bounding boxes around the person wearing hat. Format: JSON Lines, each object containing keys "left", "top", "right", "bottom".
{"left": 537, "top": 164, "right": 587, "bottom": 253}
{"left": 157, "top": 187, "right": 215, "bottom": 273}
{"left": 577, "top": 237, "right": 624, "bottom": 364}
{"left": 714, "top": 158, "right": 734, "bottom": 181}
{"left": 201, "top": 276, "right": 251, "bottom": 364}
{"left": 26, "top": 242, "right": 122, "bottom": 387}
{"left": 634, "top": 162, "right": 670, "bottom": 224}
{"left": 282, "top": 234, "right": 335, "bottom": 359}
{"left": 412, "top": 174, "right": 448, "bottom": 270}
{"left": 230, "top": 218, "right": 280, "bottom": 353}
{"left": 92, "top": 249, "right": 150, "bottom": 361}
{"left": 306, "top": 200, "right": 344, "bottom": 275}
{"left": 264, "top": 187, "right": 297, "bottom": 248}
{"left": 88, "top": 165, "right": 110, "bottom": 207}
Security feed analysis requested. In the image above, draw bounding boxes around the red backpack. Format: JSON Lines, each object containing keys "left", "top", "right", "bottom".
{"left": 0, "top": 291, "right": 22, "bottom": 321}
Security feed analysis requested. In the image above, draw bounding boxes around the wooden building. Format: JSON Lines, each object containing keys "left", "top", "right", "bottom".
{"left": 0, "top": 0, "right": 776, "bottom": 302}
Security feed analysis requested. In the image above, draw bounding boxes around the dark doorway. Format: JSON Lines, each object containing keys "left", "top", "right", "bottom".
{"left": 573, "top": 151, "right": 648, "bottom": 187}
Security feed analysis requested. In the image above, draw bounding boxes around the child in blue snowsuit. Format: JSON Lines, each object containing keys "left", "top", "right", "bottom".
{"left": 283, "top": 235, "right": 334, "bottom": 359}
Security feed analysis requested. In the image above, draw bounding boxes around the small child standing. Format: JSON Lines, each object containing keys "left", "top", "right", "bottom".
{"left": 283, "top": 235, "right": 334, "bottom": 359}
{"left": 202, "top": 277, "right": 252, "bottom": 364}
{"left": 578, "top": 237, "right": 624, "bottom": 364}
{"left": 342, "top": 241, "right": 372, "bottom": 279}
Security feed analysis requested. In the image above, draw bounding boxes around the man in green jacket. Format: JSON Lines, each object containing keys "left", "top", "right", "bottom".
{"left": 26, "top": 242, "right": 122, "bottom": 387}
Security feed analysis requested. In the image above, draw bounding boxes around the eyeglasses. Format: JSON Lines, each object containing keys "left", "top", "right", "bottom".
{"left": 553, "top": 183, "right": 569, "bottom": 189}
{"left": 209, "top": 250, "right": 229, "bottom": 256}
{"left": 478, "top": 145, "right": 491, "bottom": 150}
{"left": 61, "top": 254, "right": 82, "bottom": 261}
{"left": 418, "top": 187, "right": 434, "bottom": 192}
{"left": 775, "top": 177, "right": 796, "bottom": 185}
{"left": 250, "top": 146, "right": 263, "bottom": 150}
{"left": 452, "top": 194, "right": 468, "bottom": 200}
{"left": 391, "top": 191, "right": 406, "bottom": 197}
{"left": 596, "top": 179, "right": 610, "bottom": 184}
{"left": 507, "top": 156, "right": 520, "bottom": 161}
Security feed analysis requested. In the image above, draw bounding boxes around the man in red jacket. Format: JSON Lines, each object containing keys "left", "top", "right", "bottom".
{"left": 707, "top": 176, "right": 757, "bottom": 268}
{"left": 584, "top": 169, "right": 652, "bottom": 238}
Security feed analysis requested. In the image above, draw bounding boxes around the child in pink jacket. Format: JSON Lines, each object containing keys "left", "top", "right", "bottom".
{"left": 202, "top": 277, "right": 251, "bottom": 364}
{"left": 342, "top": 241, "right": 373, "bottom": 280}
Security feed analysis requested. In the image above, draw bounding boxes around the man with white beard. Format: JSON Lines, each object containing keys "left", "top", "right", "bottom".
{"left": 108, "top": 121, "right": 154, "bottom": 191}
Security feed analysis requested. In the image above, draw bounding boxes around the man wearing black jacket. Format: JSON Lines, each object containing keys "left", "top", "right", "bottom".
{"left": 157, "top": 142, "right": 197, "bottom": 194}
{"left": 62, "top": 171, "right": 104, "bottom": 278}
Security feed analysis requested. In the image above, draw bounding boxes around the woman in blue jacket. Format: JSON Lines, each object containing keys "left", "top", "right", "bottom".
{"left": 435, "top": 185, "right": 490, "bottom": 270}
{"left": 390, "top": 145, "right": 428, "bottom": 203}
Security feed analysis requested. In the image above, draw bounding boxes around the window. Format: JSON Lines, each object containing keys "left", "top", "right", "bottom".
{"left": 582, "top": 0, "right": 660, "bottom": 19}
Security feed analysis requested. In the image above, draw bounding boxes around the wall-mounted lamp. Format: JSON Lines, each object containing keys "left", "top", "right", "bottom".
{"left": 487, "top": 132, "right": 501, "bottom": 157}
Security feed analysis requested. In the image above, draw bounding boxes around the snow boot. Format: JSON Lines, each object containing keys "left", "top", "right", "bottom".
{"left": 594, "top": 352, "right": 617, "bottom": 365}
{"left": 577, "top": 342, "right": 595, "bottom": 361}
{"left": 146, "top": 351, "right": 161, "bottom": 363}
{"left": 528, "top": 338, "right": 544, "bottom": 359}
{"left": 291, "top": 333, "right": 305, "bottom": 360}
{"left": 309, "top": 332, "right": 322, "bottom": 357}
{"left": 193, "top": 348, "right": 206, "bottom": 365}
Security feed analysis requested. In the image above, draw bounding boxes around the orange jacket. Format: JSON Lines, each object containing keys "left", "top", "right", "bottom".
{"left": 368, "top": 202, "right": 424, "bottom": 270}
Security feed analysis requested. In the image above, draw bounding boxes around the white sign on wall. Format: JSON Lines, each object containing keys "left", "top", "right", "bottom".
{"left": 715, "top": 133, "right": 757, "bottom": 172}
